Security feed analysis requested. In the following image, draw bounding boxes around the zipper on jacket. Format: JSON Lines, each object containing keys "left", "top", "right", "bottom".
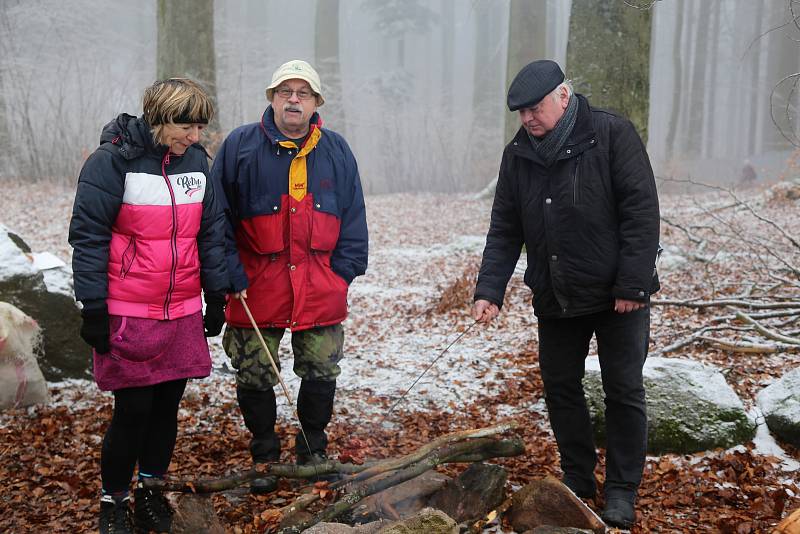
{"left": 119, "top": 236, "right": 137, "bottom": 279}
{"left": 572, "top": 154, "right": 582, "bottom": 206}
{"left": 161, "top": 152, "right": 179, "bottom": 320}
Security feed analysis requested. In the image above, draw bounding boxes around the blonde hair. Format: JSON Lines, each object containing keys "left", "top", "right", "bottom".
{"left": 142, "top": 78, "right": 214, "bottom": 145}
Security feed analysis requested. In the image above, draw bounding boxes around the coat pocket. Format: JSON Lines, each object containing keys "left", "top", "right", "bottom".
{"left": 239, "top": 213, "right": 286, "bottom": 255}
{"left": 311, "top": 193, "right": 341, "bottom": 252}
{"left": 108, "top": 315, "right": 176, "bottom": 363}
{"left": 572, "top": 155, "right": 582, "bottom": 206}
{"left": 119, "top": 236, "right": 137, "bottom": 279}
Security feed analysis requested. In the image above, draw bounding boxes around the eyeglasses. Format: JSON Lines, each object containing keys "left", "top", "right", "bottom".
{"left": 275, "top": 87, "right": 315, "bottom": 100}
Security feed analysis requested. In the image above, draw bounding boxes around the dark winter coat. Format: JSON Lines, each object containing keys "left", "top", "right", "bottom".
{"left": 210, "top": 107, "right": 368, "bottom": 331}
{"left": 69, "top": 114, "right": 230, "bottom": 319}
{"left": 474, "top": 94, "right": 660, "bottom": 319}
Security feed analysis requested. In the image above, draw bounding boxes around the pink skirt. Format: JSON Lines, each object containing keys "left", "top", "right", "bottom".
{"left": 93, "top": 312, "right": 211, "bottom": 391}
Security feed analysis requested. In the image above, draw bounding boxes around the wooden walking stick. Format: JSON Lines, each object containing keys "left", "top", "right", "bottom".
{"left": 238, "top": 297, "right": 319, "bottom": 474}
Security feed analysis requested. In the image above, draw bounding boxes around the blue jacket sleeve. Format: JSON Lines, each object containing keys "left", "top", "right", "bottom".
{"left": 331, "top": 139, "right": 368, "bottom": 284}
{"left": 196, "top": 150, "right": 230, "bottom": 294}
{"left": 210, "top": 133, "right": 250, "bottom": 293}
{"left": 68, "top": 148, "right": 124, "bottom": 304}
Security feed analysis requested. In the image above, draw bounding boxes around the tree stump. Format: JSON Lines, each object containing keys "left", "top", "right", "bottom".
{"left": 427, "top": 462, "right": 507, "bottom": 523}
{"left": 171, "top": 494, "right": 224, "bottom": 534}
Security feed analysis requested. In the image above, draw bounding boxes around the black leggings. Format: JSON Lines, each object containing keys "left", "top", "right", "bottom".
{"left": 101, "top": 379, "right": 188, "bottom": 493}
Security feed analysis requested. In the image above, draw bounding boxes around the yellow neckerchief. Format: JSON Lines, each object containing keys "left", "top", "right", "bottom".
{"left": 279, "top": 126, "right": 322, "bottom": 201}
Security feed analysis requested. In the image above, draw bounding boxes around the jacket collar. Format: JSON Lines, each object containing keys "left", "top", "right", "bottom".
{"left": 508, "top": 93, "right": 596, "bottom": 164}
{"left": 260, "top": 106, "right": 322, "bottom": 146}
{"left": 100, "top": 114, "right": 161, "bottom": 160}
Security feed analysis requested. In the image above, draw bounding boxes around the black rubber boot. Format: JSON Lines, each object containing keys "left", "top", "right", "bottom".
{"left": 237, "top": 386, "right": 280, "bottom": 493}
{"left": 295, "top": 379, "right": 336, "bottom": 465}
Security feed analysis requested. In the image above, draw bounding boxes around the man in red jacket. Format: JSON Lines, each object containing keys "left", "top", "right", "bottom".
{"left": 211, "top": 60, "right": 368, "bottom": 493}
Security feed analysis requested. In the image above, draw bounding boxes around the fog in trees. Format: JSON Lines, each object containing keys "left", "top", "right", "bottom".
{"left": 1, "top": 0, "right": 798, "bottom": 192}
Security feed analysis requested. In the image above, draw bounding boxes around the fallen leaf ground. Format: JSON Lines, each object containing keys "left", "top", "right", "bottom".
{"left": 0, "top": 180, "right": 799, "bottom": 533}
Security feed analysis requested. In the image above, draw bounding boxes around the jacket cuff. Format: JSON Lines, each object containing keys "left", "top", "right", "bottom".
{"left": 611, "top": 285, "right": 649, "bottom": 301}
{"left": 473, "top": 291, "right": 503, "bottom": 310}
{"left": 80, "top": 299, "right": 107, "bottom": 312}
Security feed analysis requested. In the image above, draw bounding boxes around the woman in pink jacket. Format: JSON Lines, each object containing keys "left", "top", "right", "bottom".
{"left": 68, "top": 78, "right": 229, "bottom": 534}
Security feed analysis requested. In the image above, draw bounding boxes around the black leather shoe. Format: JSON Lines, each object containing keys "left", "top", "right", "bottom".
{"left": 602, "top": 497, "right": 635, "bottom": 529}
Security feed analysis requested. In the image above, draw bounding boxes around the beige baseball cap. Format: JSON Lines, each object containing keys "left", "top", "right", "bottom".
{"left": 266, "top": 60, "right": 324, "bottom": 105}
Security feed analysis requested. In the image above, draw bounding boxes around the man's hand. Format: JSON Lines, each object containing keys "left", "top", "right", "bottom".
{"left": 233, "top": 289, "right": 248, "bottom": 300}
{"left": 614, "top": 298, "right": 646, "bottom": 314}
{"left": 472, "top": 299, "right": 500, "bottom": 323}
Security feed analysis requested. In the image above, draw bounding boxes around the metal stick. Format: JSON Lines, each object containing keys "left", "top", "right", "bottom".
{"left": 378, "top": 319, "right": 479, "bottom": 427}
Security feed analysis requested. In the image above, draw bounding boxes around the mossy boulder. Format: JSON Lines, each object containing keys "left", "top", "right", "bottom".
{"left": 583, "top": 357, "right": 756, "bottom": 454}
{"left": 0, "top": 225, "right": 90, "bottom": 381}
{"left": 756, "top": 366, "right": 800, "bottom": 447}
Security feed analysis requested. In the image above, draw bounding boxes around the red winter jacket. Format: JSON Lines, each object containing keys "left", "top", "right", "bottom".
{"left": 211, "top": 107, "right": 368, "bottom": 331}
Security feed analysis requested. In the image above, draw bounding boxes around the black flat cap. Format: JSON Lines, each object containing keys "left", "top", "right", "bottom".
{"left": 507, "top": 60, "right": 565, "bottom": 111}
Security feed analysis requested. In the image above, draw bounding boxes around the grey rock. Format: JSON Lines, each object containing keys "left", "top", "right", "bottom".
{"left": 375, "top": 508, "right": 457, "bottom": 534}
{"left": 305, "top": 521, "right": 388, "bottom": 534}
{"left": 757, "top": 366, "right": 800, "bottom": 447}
{"left": 584, "top": 357, "right": 756, "bottom": 454}
{"left": 0, "top": 225, "right": 89, "bottom": 381}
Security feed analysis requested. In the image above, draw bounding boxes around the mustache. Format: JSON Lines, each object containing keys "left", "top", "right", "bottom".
{"left": 283, "top": 104, "right": 303, "bottom": 112}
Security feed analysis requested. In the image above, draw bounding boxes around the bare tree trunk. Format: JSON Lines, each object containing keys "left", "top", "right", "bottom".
{"left": 0, "top": 78, "right": 10, "bottom": 177}
{"left": 504, "top": 0, "right": 548, "bottom": 145}
{"left": 314, "top": 0, "right": 345, "bottom": 136}
{"left": 469, "top": 2, "right": 505, "bottom": 190}
{"left": 157, "top": 0, "right": 218, "bottom": 135}
{"left": 567, "top": 0, "right": 652, "bottom": 142}
{"left": 682, "top": 1, "right": 710, "bottom": 157}
{"left": 664, "top": 0, "right": 684, "bottom": 162}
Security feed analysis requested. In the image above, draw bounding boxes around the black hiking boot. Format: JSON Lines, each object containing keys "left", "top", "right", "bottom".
{"left": 133, "top": 486, "right": 172, "bottom": 533}
{"left": 99, "top": 494, "right": 133, "bottom": 534}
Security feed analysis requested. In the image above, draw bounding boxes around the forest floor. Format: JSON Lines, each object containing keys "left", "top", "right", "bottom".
{"left": 0, "top": 178, "right": 799, "bottom": 533}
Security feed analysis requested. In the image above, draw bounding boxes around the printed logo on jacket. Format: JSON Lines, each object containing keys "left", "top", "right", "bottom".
{"left": 123, "top": 172, "right": 206, "bottom": 205}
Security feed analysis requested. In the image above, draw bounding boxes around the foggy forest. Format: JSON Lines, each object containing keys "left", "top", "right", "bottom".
{"left": 1, "top": 0, "right": 799, "bottom": 192}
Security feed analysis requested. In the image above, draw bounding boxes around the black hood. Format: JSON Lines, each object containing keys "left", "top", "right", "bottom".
{"left": 99, "top": 113, "right": 160, "bottom": 160}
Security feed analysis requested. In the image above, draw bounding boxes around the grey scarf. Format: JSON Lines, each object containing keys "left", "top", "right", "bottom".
{"left": 528, "top": 94, "right": 578, "bottom": 167}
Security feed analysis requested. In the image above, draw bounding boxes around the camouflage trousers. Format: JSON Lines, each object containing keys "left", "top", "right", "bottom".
{"left": 222, "top": 324, "right": 344, "bottom": 390}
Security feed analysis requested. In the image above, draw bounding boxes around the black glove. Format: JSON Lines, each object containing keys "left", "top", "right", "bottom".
{"left": 80, "top": 303, "right": 110, "bottom": 354}
{"left": 203, "top": 293, "right": 227, "bottom": 337}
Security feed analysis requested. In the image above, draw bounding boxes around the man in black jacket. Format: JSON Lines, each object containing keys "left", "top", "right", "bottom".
{"left": 472, "top": 60, "right": 660, "bottom": 529}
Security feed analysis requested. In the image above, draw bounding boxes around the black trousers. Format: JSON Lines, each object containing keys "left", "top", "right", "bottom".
{"left": 538, "top": 307, "right": 649, "bottom": 501}
{"left": 100, "top": 379, "right": 188, "bottom": 493}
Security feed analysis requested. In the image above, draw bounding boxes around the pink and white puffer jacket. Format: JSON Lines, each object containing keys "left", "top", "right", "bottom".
{"left": 69, "top": 114, "right": 229, "bottom": 320}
